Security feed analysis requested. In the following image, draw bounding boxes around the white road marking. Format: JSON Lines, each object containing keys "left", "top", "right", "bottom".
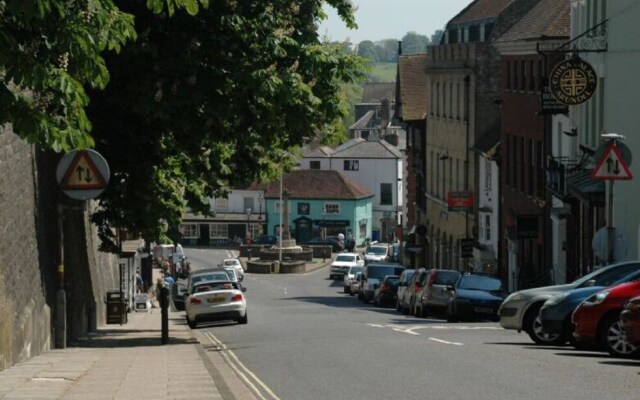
{"left": 429, "top": 337, "right": 463, "bottom": 346}
{"left": 205, "top": 332, "right": 281, "bottom": 400}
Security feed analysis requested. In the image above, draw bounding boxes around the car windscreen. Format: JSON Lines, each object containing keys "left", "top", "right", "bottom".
{"left": 367, "top": 266, "right": 404, "bottom": 279}
{"left": 193, "top": 281, "right": 238, "bottom": 293}
{"left": 384, "top": 277, "right": 400, "bottom": 285}
{"left": 350, "top": 266, "right": 364, "bottom": 274}
{"left": 434, "top": 271, "right": 460, "bottom": 285}
{"left": 582, "top": 263, "right": 640, "bottom": 287}
{"left": 192, "top": 273, "right": 229, "bottom": 286}
{"left": 336, "top": 255, "right": 356, "bottom": 262}
{"left": 223, "top": 260, "right": 239, "bottom": 266}
{"left": 366, "top": 246, "right": 388, "bottom": 255}
{"left": 458, "top": 275, "right": 503, "bottom": 291}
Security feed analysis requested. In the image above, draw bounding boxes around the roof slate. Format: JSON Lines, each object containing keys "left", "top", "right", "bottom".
{"left": 449, "top": 0, "right": 514, "bottom": 26}
{"left": 332, "top": 139, "right": 402, "bottom": 159}
{"left": 497, "top": 0, "right": 570, "bottom": 42}
{"left": 362, "top": 82, "right": 396, "bottom": 103}
{"left": 398, "top": 54, "right": 429, "bottom": 121}
{"left": 256, "top": 170, "right": 373, "bottom": 200}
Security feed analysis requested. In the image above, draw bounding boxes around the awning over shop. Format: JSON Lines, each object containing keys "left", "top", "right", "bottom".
{"left": 566, "top": 170, "right": 605, "bottom": 205}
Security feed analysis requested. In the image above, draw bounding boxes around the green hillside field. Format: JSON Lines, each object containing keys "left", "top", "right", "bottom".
{"left": 369, "top": 62, "right": 396, "bottom": 82}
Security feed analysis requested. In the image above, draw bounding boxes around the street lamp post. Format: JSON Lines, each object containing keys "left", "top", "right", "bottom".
{"left": 279, "top": 171, "right": 283, "bottom": 263}
{"left": 246, "top": 207, "right": 252, "bottom": 241}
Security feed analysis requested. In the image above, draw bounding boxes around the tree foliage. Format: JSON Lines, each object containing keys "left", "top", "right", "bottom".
{"left": 87, "top": 0, "right": 367, "bottom": 251}
{"left": 401, "top": 31, "right": 430, "bottom": 54}
{"left": 0, "top": 0, "right": 136, "bottom": 151}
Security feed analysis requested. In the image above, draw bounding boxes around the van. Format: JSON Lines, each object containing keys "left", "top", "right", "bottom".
{"left": 361, "top": 262, "right": 404, "bottom": 303}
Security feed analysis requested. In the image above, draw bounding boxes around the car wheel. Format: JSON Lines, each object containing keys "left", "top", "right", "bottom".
{"left": 524, "top": 304, "right": 565, "bottom": 346}
{"left": 237, "top": 311, "right": 248, "bottom": 325}
{"left": 344, "top": 286, "right": 350, "bottom": 294}
{"left": 599, "top": 314, "right": 638, "bottom": 357}
{"left": 186, "top": 316, "right": 197, "bottom": 329}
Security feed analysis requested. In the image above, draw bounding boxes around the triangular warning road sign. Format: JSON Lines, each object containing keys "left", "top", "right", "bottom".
{"left": 60, "top": 151, "right": 108, "bottom": 190}
{"left": 591, "top": 143, "right": 633, "bottom": 180}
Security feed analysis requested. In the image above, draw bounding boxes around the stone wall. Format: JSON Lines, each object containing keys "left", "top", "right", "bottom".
{"left": 0, "top": 126, "right": 122, "bottom": 371}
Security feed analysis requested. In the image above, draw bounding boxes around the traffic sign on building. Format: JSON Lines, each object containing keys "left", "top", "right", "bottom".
{"left": 591, "top": 142, "right": 633, "bottom": 180}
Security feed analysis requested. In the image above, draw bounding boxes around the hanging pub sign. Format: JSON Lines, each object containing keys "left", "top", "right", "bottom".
{"left": 549, "top": 57, "right": 598, "bottom": 105}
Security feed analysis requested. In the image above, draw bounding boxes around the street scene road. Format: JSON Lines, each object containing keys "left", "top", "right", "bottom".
{"left": 185, "top": 248, "right": 640, "bottom": 400}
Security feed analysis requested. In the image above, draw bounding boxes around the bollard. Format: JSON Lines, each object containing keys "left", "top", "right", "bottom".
{"left": 248, "top": 248, "right": 252, "bottom": 261}
{"left": 159, "top": 285, "right": 169, "bottom": 344}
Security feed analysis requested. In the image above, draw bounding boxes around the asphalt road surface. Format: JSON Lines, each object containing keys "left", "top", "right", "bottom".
{"left": 184, "top": 248, "right": 640, "bottom": 400}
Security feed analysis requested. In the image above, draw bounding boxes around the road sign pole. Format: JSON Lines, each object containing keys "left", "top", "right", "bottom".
{"left": 607, "top": 180, "right": 615, "bottom": 264}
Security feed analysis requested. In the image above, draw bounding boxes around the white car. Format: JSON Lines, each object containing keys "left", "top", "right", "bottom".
{"left": 343, "top": 265, "right": 365, "bottom": 294}
{"left": 185, "top": 280, "right": 247, "bottom": 328}
{"left": 363, "top": 244, "right": 390, "bottom": 263}
{"left": 330, "top": 252, "right": 364, "bottom": 280}
{"left": 222, "top": 258, "right": 244, "bottom": 280}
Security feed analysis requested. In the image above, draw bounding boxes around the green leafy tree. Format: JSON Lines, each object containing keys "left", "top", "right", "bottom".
{"left": 0, "top": 0, "right": 136, "bottom": 151}
{"left": 87, "top": 0, "right": 367, "bottom": 251}
{"left": 356, "top": 40, "right": 378, "bottom": 61}
{"left": 376, "top": 39, "right": 399, "bottom": 62}
{"left": 401, "top": 31, "right": 429, "bottom": 54}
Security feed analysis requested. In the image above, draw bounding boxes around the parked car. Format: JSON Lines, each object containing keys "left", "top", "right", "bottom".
{"left": 373, "top": 275, "right": 400, "bottom": 307}
{"left": 571, "top": 280, "right": 640, "bottom": 357}
{"left": 343, "top": 265, "right": 365, "bottom": 294}
{"left": 363, "top": 244, "right": 390, "bottom": 264}
{"left": 399, "top": 268, "right": 428, "bottom": 315}
{"left": 185, "top": 280, "right": 247, "bottom": 328}
{"left": 446, "top": 273, "right": 506, "bottom": 322}
{"left": 351, "top": 271, "right": 364, "bottom": 298}
{"left": 221, "top": 258, "right": 244, "bottom": 281}
{"left": 498, "top": 261, "right": 640, "bottom": 345}
{"left": 330, "top": 252, "right": 364, "bottom": 280}
{"left": 620, "top": 295, "right": 640, "bottom": 346}
{"left": 414, "top": 269, "right": 461, "bottom": 318}
{"left": 253, "top": 235, "right": 278, "bottom": 246}
{"left": 361, "top": 262, "right": 404, "bottom": 303}
{"left": 396, "top": 269, "right": 416, "bottom": 312}
{"left": 186, "top": 268, "right": 234, "bottom": 295}
{"left": 540, "top": 267, "right": 640, "bottom": 345}
{"left": 170, "top": 281, "right": 188, "bottom": 311}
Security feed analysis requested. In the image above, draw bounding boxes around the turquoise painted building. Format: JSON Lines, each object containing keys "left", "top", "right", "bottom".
{"left": 259, "top": 170, "right": 374, "bottom": 246}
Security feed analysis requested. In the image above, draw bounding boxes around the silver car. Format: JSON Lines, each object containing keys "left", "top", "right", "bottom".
{"left": 395, "top": 269, "right": 416, "bottom": 312}
{"left": 343, "top": 265, "right": 364, "bottom": 294}
{"left": 499, "top": 261, "right": 640, "bottom": 345}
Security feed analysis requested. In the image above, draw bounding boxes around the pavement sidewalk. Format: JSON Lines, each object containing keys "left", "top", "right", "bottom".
{"left": 0, "top": 281, "right": 256, "bottom": 400}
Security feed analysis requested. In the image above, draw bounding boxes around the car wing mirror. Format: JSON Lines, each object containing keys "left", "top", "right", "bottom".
{"left": 241, "top": 286, "right": 247, "bottom": 293}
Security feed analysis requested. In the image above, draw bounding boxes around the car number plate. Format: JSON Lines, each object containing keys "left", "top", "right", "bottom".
{"left": 474, "top": 307, "right": 493, "bottom": 314}
{"left": 207, "top": 296, "right": 225, "bottom": 304}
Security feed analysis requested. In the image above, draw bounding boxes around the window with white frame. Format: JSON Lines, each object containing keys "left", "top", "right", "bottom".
{"left": 343, "top": 160, "right": 359, "bottom": 171}
{"left": 380, "top": 183, "right": 393, "bottom": 205}
{"left": 324, "top": 203, "right": 340, "bottom": 214}
{"left": 209, "top": 223, "right": 228, "bottom": 239}
{"left": 179, "top": 223, "right": 198, "bottom": 238}
{"left": 243, "top": 197, "right": 254, "bottom": 213}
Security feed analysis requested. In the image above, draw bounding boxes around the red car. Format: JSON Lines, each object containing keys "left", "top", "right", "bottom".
{"left": 571, "top": 280, "right": 640, "bottom": 357}
{"left": 620, "top": 295, "right": 640, "bottom": 346}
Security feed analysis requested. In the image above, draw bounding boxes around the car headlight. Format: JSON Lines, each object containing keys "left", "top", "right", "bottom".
{"left": 585, "top": 290, "right": 610, "bottom": 305}
{"left": 504, "top": 292, "right": 527, "bottom": 303}
{"left": 544, "top": 293, "right": 568, "bottom": 307}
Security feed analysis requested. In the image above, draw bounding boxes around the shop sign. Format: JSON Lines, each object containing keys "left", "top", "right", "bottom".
{"left": 549, "top": 58, "right": 598, "bottom": 105}
{"left": 447, "top": 191, "right": 474, "bottom": 212}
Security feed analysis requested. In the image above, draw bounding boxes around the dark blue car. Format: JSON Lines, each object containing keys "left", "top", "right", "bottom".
{"left": 539, "top": 267, "right": 640, "bottom": 344}
{"left": 446, "top": 273, "right": 506, "bottom": 322}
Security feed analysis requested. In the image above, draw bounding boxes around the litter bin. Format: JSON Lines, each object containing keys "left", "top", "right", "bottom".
{"left": 271, "top": 261, "right": 280, "bottom": 274}
{"left": 106, "top": 290, "right": 127, "bottom": 324}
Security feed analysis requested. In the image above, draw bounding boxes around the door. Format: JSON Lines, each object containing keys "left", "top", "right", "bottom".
{"left": 295, "top": 218, "right": 312, "bottom": 243}
{"left": 198, "top": 224, "right": 210, "bottom": 246}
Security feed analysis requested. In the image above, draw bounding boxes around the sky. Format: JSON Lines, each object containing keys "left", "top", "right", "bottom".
{"left": 318, "top": 0, "right": 474, "bottom": 44}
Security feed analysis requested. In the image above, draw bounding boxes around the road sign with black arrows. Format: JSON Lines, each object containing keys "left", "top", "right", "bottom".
{"left": 591, "top": 142, "right": 633, "bottom": 181}
{"left": 56, "top": 149, "right": 110, "bottom": 200}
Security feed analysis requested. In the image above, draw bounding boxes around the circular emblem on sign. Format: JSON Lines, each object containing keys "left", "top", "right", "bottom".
{"left": 549, "top": 58, "right": 598, "bottom": 105}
